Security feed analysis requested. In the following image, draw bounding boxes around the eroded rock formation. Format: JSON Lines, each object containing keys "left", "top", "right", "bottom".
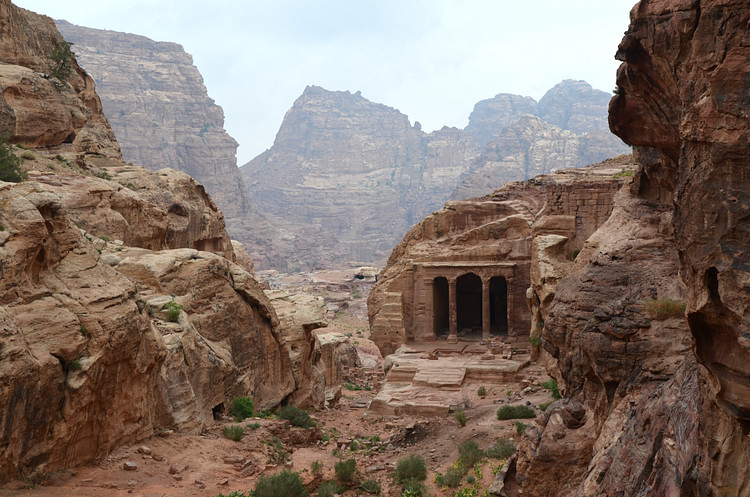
{"left": 504, "top": 1, "right": 750, "bottom": 495}
{"left": 368, "top": 159, "right": 631, "bottom": 357}
{"left": 0, "top": 1, "right": 119, "bottom": 156}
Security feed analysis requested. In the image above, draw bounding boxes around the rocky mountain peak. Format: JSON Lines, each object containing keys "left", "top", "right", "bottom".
{"left": 537, "top": 79, "right": 612, "bottom": 133}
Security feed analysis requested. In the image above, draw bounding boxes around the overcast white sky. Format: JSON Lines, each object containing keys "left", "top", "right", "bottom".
{"left": 15, "top": 0, "right": 636, "bottom": 165}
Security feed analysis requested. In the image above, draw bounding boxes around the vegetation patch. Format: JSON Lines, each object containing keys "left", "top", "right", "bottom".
{"left": 496, "top": 404, "right": 536, "bottom": 420}
{"left": 514, "top": 421, "right": 528, "bottom": 435}
{"left": 280, "top": 405, "right": 316, "bottom": 428}
{"left": 47, "top": 40, "right": 74, "bottom": 80}
{"left": 393, "top": 454, "right": 427, "bottom": 484}
{"left": 477, "top": 386, "right": 487, "bottom": 397}
{"left": 458, "top": 440, "right": 484, "bottom": 468}
{"left": 541, "top": 378, "right": 561, "bottom": 399}
{"left": 265, "top": 436, "right": 289, "bottom": 464}
{"left": 487, "top": 438, "right": 516, "bottom": 459}
{"left": 231, "top": 396, "right": 254, "bottom": 421}
{"left": 359, "top": 479, "right": 381, "bottom": 494}
{"left": 162, "top": 299, "right": 183, "bottom": 323}
{"left": 316, "top": 480, "right": 344, "bottom": 497}
{"left": 455, "top": 409, "right": 467, "bottom": 427}
{"left": 334, "top": 458, "right": 358, "bottom": 485}
{"left": 253, "top": 469, "right": 308, "bottom": 497}
{"left": 222, "top": 425, "right": 244, "bottom": 442}
{"left": 0, "top": 135, "right": 26, "bottom": 183}
{"left": 644, "top": 299, "right": 686, "bottom": 320}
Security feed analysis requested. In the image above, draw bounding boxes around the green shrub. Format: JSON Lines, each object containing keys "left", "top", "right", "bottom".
{"left": 222, "top": 425, "right": 244, "bottom": 442}
{"left": 455, "top": 409, "right": 467, "bottom": 427}
{"left": 47, "top": 40, "right": 74, "bottom": 80}
{"left": 97, "top": 234, "right": 111, "bottom": 242}
{"left": 349, "top": 439, "right": 359, "bottom": 451}
{"left": 79, "top": 325, "right": 87, "bottom": 337}
{"left": 231, "top": 396, "right": 255, "bottom": 421}
{"left": 310, "top": 460, "right": 323, "bottom": 475}
{"left": 359, "top": 479, "right": 381, "bottom": 494}
{"left": 334, "top": 458, "right": 357, "bottom": 484}
{"left": 266, "top": 436, "right": 289, "bottom": 464}
{"left": 345, "top": 382, "right": 362, "bottom": 391}
{"left": 496, "top": 405, "right": 536, "bottom": 420}
{"left": 538, "top": 401, "right": 552, "bottom": 411}
{"left": 0, "top": 134, "right": 25, "bottom": 183}
{"left": 20, "top": 150, "right": 35, "bottom": 160}
{"left": 458, "top": 439, "right": 484, "bottom": 468}
{"left": 393, "top": 454, "right": 426, "bottom": 484}
{"left": 162, "top": 299, "right": 183, "bottom": 323}
{"left": 253, "top": 470, "right": 308, "bottom": 497}
{"left": 316, "top": 480, "right": 344, "bottom": 497}
{"left": 644, "top": 299, "right": 686, "bottom": 320}
{"left": 487, "top": 438, "right": 515, "bottom": 459}
{"left": 68, "top": 359, "right": 82, "bottom": 371}
{"left": 477, "top": 386, "right": 487, "bottom": 396}
{"left": 400, "top": 479, "right": 427, "bottom": 497}
{"left": 541, "top": 378, "right": 561, "bottom": 399}
{"left": 246, "top": 422, "right": 261, "bottom": 430}
{"left": 216, "top": 492, "right": 251, "bottom": 497}
{"left": 437, "top": 464, "right": 464, "bottom": 488}
{"left": 514, "top": 421, "right": 528, "bottom": 435}
{"left": 280, "top": 405, "right": 316, "bottom": 428}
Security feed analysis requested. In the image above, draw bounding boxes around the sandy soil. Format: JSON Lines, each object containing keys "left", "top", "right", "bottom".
{"left": 0, "top": 267, "right": 556, "bottom": 497}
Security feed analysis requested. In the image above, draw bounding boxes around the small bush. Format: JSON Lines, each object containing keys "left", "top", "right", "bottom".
{"left": 47, "top": 40, "right": 74, "bottom": 80}
{"left": 266, "top": 436, "right": 289, "bottom": 464}
{"left": 310, "top": 460, "right": 323, "bottom": 475}
{"left": 0, "top": 134, "right": 25, "bottom": 183}
{"left": 68, "top": 359, "right": 82, "bottom": 371}
{"left": 280, "top": 405, "right": 316, "bottom": 428}
{"left": 316, "top": 480, "right": 343, "bottom": 497}
{"left": 538, "top": 401, "right": 552, "bottom": 411}
{"left": 349, "top": 439, "right": 359, "bottom": 451}
{"left": 334, "top": 458, "right": 357, "bottom": 484}
{"left": 487, "top": 438, "right": 515, "bottom": 459}
{"left": 400, "top": 479, "right": 427, "bottom": 497}
{"left": 514, "top": 421, "right": 528, "bottom": 435}
{"left": 162, "top": 299, "right": 183, "bottom": 323}
{"left": 541, "top": 378, "right": 561, "bottom": 399}
{"left": 231, "top": 396, "right": 255, "bottom": 421}
{"left": 477, "top": 386, "right": 487, "bottom": 396}
{"left": 79, "top": 325, "right": 87, "bottom": 337}
{"left": 455, "top": 409, "right": 467, "bottom": 427}
{"left": 359, "top": 479, "right": 381, "bottom": 494}
{"left": 345, "top": 382, "right": 362, "bottom": 391}
{"left": 458, "top": 439, "right": 484, "bottom": 468}
{"left": 644, "top": 299, "right": 686, "bottom": 320}
{"left": 216, "top": 492, "right": 251, "bottom": 497}
{"left": 497, "top": 405, "right": 536, "bottom": 420}
{"left": 20, "top": 150, "right": 35, "bottom": 160}
{"left": 222, "top": 425, "right": 244, "bottom": 442}
{"left": 437, "top": 464, "right": 464, "bottom": 488}
{"left": 393, "top": 454, "right": 426, "bottom": 484}
{"left": 253, "top": 469, "right": 308, "bottom": 497}
{"left": 246, "top": 422, "right": 261, "bottom": 430}
{"left": 98, "top": 235, "right": 111, "bottom": 242}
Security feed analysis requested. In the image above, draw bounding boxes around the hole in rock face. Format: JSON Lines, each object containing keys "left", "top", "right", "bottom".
{"left": 433, "top": 277, "right": 449, "bottom": 337}
{"left": 212, "top": 403, "right": 224, "bottom": 420}
{"left": 705, "top": 266, "right": 720, "bottom": 303}
{"left": 457, "top": 273, "right": 482, "bottom": 334}
{"left": 490, "top": 276, "right": 508, "bottom": 335}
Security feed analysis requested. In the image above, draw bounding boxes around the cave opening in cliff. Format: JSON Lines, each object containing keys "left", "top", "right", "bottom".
{"left": 490, "top": 276, "right": 508, "bottom": 335}
{"left": 433, "top": 277, "right": 449, "bottom": 336}
{"left": 457, "top": 273, "right": 482, "bottom": 336}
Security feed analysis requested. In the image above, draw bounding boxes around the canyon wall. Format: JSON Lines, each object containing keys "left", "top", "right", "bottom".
{"left": 501, "top": 1, "right": 750, "bottom": 495}
{"left": 0, "top": 3, "right": 325, "bottom": 482}
{"left": 242, "top": 82, "right": 629, "bottom": 270}
{"left": 54, "top": 21, "right": 280, "bottom": 268}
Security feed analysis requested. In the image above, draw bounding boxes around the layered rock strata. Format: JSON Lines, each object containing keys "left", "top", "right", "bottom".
{"left": 503, "top": 1, "right": 750, "bottom": 495}
{"left": 368, "top": 158, "right": 631, "bottom": 357}
{"left": 242, "top": 83, "right": 629, "bottom": 270}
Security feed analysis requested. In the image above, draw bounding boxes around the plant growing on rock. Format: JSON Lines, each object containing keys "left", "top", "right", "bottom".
{"left": 496, "top": 405, "right": 536, "bottom": 420}
{"left": 334, "top": 458, "right": 358, "bottom": 485}
{"left": 455, "top": 409, "right": 467, "bottom": 427}
{"left": 162, "top": 299, "right": 183, "bottom": 322}
{"left": 515, "top": 421, "right": 528, "bottom": 435}
{"left": 316, "top": 480, "right": 344, "bottom": 497}
{"left": 541, "top": 378, "right": 561, "bottom": 399}
{"left": 644, "top": 299, "right": 686, "bottom": 320}
{"left": 0, "top": 134, "right": 25, "bottom": 183}
{"left": 266, "top": 436, "right": 289, "bottom": 464}
{"left": 47, "top": 40, "right": 75, "bottom": 81}
{"left": 253, "top": 469, "right": 308, "bottom": 497}
{"left": 393, "top": 454, "right": 427, "bottom": 484}
{"left": 487, "top": 438, "right": 516, "bottom": 459}
{"left": 359, "top": 479, "right": 381, "bottom": 494}
{"left": 458, "top": 439, "right": 484, "bottom": 468}
{"left": 477, "top": 386, "right": 487, "bottom": 396}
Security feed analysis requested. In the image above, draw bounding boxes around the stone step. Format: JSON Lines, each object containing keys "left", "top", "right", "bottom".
{"left": 412, "top": 366, "right": 466, "bottom": 389}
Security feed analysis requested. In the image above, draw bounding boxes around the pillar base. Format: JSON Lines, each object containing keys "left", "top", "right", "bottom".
{"left": 447, "top": 334, "right": 458, "bottom": 344}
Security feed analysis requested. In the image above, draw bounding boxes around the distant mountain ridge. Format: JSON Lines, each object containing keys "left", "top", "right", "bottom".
{"left": 240, "top": 81, "right": 629, "bottom": 269}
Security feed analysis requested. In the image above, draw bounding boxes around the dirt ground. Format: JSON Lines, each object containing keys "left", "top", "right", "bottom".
{"left": 0, "top": 267, "right": 556, "bottom": 497}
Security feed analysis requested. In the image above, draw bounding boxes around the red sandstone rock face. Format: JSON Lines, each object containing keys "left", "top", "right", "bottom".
{"left": 0, "top": 0, "right": 119, "bottom": 156}
{"left": 510, "top": 1, "right": 750, "bottom": 495}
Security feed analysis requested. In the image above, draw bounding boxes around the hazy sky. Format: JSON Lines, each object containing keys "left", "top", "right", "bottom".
{"left": 15, "top": 1, "right": 636, "bottom": 165}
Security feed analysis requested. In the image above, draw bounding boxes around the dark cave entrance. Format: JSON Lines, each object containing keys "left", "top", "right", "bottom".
{"left": 433, "top": 276, "right": 449, "bottom": 337}
{"left": 457, "top": 273, "right": 482, "bottom": 336}
{"left": 490, "top": 276, "right": 508, "bottom": 335}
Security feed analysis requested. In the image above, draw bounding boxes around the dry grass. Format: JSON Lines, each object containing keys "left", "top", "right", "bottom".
{"left": 644, "top": 299, "right": 686, "bottom": 320}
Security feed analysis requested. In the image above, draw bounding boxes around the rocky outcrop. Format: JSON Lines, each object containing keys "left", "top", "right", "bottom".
{"left": 0, "top": 1, "right": 119, "bottom": 156}
{"left": 506, "top": 1, "right": 750, "bottom": 495}
{"left": 241, "top": 82, "right": 628, "bottom": 270}
{"left": 54, "top": 21, "right": 274, "bottom": 262}
{"left": 0, "top": 151, "right": 313, "bottom": 482}
{"left": 368, "top": 159, "right": 630, "bottom": 357}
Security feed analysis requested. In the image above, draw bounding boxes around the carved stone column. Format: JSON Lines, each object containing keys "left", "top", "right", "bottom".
{"left": 448, "top": 276, "right": 458, "bottom": 343}
{"left": 482, "top": 277, "right": 491, "bottom": 342}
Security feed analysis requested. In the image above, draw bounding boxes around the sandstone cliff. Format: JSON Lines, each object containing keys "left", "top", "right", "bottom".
{"left": 0, "top": 1, "right": 119, "bottom": 156}
{"left": 241, "top": 82, "right": 628, "bottom": 270}
{"left": 0, "top": 4, "right": 326, "bottom": 483}
{"left": 501, "top": 1, "right": 750, "bottom": 495}
{"left": 54, "top": 21, "right": 278, "bottom": 268}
